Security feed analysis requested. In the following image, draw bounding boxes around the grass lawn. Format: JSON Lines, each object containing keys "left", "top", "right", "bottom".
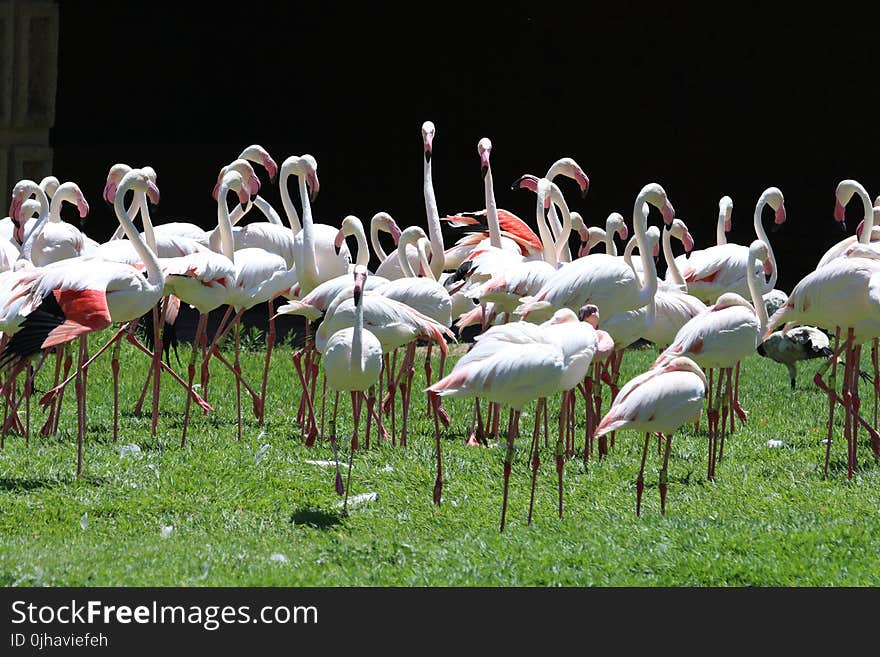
{"left": 2, "top": 329, "right": 880, "bottom": 586}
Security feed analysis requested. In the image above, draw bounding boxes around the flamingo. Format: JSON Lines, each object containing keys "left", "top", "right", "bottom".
{"left": 541, "top": 156, "right": 591, "bottom": 262}
{"left": 28, "top": 182, "right": 91, "bottom": 267}
{"left": 376, "top": 121, "right": 447, "bottom": 281}
{"left": 594, "top": 356, "right": 707, "bottom": 515}
{"left": 323, "top": 265, "right": 384, "bottom": 512}
{"left": 656, "top": 239, "right": 771, "bottom": 481}
{"left": 0, "top": 176, "right": 59, "bottom": 246}
{"left": 580, "top": 212, "right": 629, "bottom": 257}
{"left": 815, "top": 187, "right": 880, "bottom": 270}
{"left": 764, "top": 181, "right": 880, "bottom": 479}
{"left": 715, "top": 196, "right": 733, "bottom": 246}
{"left": 426, "top": 304, "right": 599, "bottom": 530}
{"left": 672, "top": 187, "right": 786, "bottom": 304}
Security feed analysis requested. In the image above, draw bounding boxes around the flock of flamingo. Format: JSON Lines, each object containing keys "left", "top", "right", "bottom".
{"left": 1, "top": 120, "right": 880, "bottom": 531}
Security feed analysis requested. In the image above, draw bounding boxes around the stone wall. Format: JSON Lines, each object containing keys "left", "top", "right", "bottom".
{"left": 0, "top": 0, "right": 57, "bottom": 198}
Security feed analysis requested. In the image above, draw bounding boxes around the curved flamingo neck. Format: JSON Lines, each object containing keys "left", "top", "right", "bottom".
{"left": 278, "top": 166, "right": 303, "bottom": 234}
{"left": 746, "top": 245, "right": 769, "bottom": 334}
{"left": 19, "top": 184, "right": 50, "bottom": 262}
{"left": 548, "top": 185, "right": 573, "bottom": 265}
{"left": 110, "top": 192, "right": 142, "bottom": 240}
{"left": 605, "top": 218, "right": 620, "bottom": 257}
{"left": 298, "top": 173, "right": 319, "bottom": 288}
{"left": 662, "top": 226, "right": 686, "bottom": 287}
{"left": 752, "top": 193, "right": 778, "bottom": 294}
{"left": 716, "top": 201, "right": 729, "bottom": 246}
{"left": 229, "top": 195, "right": 282, "bottom": 226}
{"left": 346, "top": 217, "right": 370, "bottom": 268}
{"left": 852, "top": 182, "right": 875, "bottom": 245}
{"left": 114, "top": 184, "right": 163, "bottom": 286}
{"left": 423, "top": 150, "right": 445, "bottom": 278}
{"left": 632, "top": 191, "right": 660, "bottom": 320}
{"left": 397, "top": 230, "right": 421, "bottom": 279}
{"left": 48, "top": 185, "right": 76, "bottom": 224}
{"left": 544, "top": 160, "right": 572, "bottom": 263}
{"left": 416, "top": 239, "right": 436, "bottom": 281}
{"left": 370, "top": 217, "right": 390, "bottom": 263}
{"left": 214, "top": 181, "right": 238, "bottom": 262}
{"left": 352, "top": 288, "right": 364, "bottom": 370}
{"left": 535, "top": 181, "right": 557, "bottom": 265}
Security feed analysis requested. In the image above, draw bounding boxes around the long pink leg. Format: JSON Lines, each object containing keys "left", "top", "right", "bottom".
{"left": 209, "top": 343, "right": 264, "bottom": 421}
{"left": 527, "top": 398, "right": 543, "bottom": 525}
{"left": 75, "top": 337, "right": 87, "bottom": 477}
{"left": 40, "top": 345, "right": 66, "bottom": 437}
{"left": 636, "top": 432, "right": 651, "bottom": 517}
{"left": 328, "top": 392, "right": 344, "bottom": 495}
{"left": 258, "top": 297, "right": 277, "bottom": 425}
{"left": 717, "top": 367, "right": 733, "bottom": 465}
{"left": 430, "top": 392, "right": 443, "bottom": 505}
{"left": 823, "top": 328, "right": 841, "bottom": 477}
{"left": 872, "top": 338, "right": 879, "bottom": 430}
{"left": 732, "top": 361, "right": 748, "bottom": 426}
{"left": 342, "top": 391, "right": 363, "bottom": 514}
{"left": 466, "top": 398, "right": 483, "bottom": 447}
{"left": 293, "top": 351, "right": 318, "bottom": 446}
{"left": 499, "top": 408, "right": 520, "bottom": 533}
{"left": 201, "top": 305, "right": 236, "bottom": 403}
{"left": 124, "top": 333, "right": 212, "bottom": 411}
{"left": 181, "top": 313, "right": 208, "bottom": 448}
{"left": 400, "top": 343, "right": 417, "bottom": 447}
{"left": 150, "top": 301, "right": 170, "bottom": 437}
{"left": 659, "top": 434, "right": 673, "bottom": 515}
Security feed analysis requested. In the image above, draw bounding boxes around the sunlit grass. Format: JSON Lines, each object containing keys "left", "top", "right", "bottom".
{"left": 1, "top": 330, "right": 879, "bottom": 586}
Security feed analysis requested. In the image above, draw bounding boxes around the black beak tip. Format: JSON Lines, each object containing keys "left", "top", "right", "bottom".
{"left": 839, "top": 221, "right": 848, "bottom": 233}
{"left": 424, "top": 151, "right": 432, "bottom": 163}
{"left": 510, "top": 175, "right": 525, "bottom": 191}
{"left": 771, "top": 223, "right": 782, "bottom": 233}
{"left": 581, "top": 188, "right": 589, "bottom": 199}
{"left": 481, "top": 165, "right": 489, "bottom": 179}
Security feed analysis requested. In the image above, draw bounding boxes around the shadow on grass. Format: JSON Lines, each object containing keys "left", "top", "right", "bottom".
{"left": 0, "top": 476, "right": 65, "bottom": 492}
{"left": 290, "top": 507, "right": 342, "bottom": 529}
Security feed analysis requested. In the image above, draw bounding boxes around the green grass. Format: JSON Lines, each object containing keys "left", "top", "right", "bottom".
{"left": 2, "top": 332, "right": 880, "bottom": 586}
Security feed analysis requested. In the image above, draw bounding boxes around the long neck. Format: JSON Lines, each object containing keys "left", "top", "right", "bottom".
{"left": 352, "top": 292, "right": 364, "bottom": 371}
{"left": 551, "top": 192, "right": 573, "bottom": 265}
{"left": 484, "top": 167, "right": 502, "bottom": 249}
{"left": 398, "top": 235, "right": 418, "bottom": 278}
{"left": 545, "top": 162, "right": 571, "bottom": 262}
{"left": 215, "top": 192, "right": 236, "bottom": 262}
{"left": 371, "top": 218, "right": 390, "bottom": 263}
{"left": 19, "top": 187, "right": 50, "bottom": 262}
{"left": 853, "top": 184, "right": 875, "bottom": 245}
{"left": 535, "top": 188, "right": 557, "bottom": 265}
{"left": 138, "top": 191, "right": 158, "bottom": 254}
{"left": 752, "top": 198, "right": 777, "bottom": 293}
{"left": 279, "top": 168, "right": 303, "bottom": 233}
{"left": 622, "top": 234, "right": 644, "bottom": 286}
{"left": 746, "top": 249, "right": 769, "bottom": 335}
{"left": 716, "top": 210, "right": 727, "bottom": 246}
{"left": 662, "top": 226, "right": 686, "bottom": 286}
{"left": 114, "top": 190, "right": 163, "bottom": 286}
{"left": 605, "top": 224, "right": 618, "bottom": 256}
{"left": 417, "top": 241, "right": 437, "bottom": 281}
{"left": 423, "top": 153, "right": 445, "bottom": 278}
{"left": 299, "top": 174, "right": 319, "bottom": 286}
{"left": 48, "top": 191, "right": 66, "bottom": 224}
{"left": 632, "top": 193, "right": 659, "bottom": 318}
{"left": 110, "top": 192, "right": 141, "bottom": 240}
{"left": 349, "top": 219, "right": 370, "bottom": 268}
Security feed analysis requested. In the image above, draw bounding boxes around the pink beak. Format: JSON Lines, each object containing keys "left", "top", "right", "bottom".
{"left": 618, "top": 224, "right": 629, "bottom": 241}
{"left": 834, "top": 200, "right": 846, "bottom": 223}
{"left": 388, "top": 220, "right": 402, "bottom": 245}
{"left": 662, "top": 200, "right": 675, "bottom": 225}
{"left": 103, "top": 180, "right": 117, "bottom": 204}
{"left": 682, "top": 231, "right": 695, "bottom": 252}
{"left": 77, "top": 196, "right": 90, "bottom": 218}
{"left": 8, "top": 196, "right": 22, "bottom": 222}
{"left": 774, "top": 204, "right": 786, "bottom": 225}
{"left": 334, "top": 229, "right": 346, "bottom": 250}
{"left": 724, "top": 218, "right": 732, "bottom": 232}
{"left": 763, "top": 259, "right": 773, "bottom": 275}
{"left": 263, "top": 155, "right": 278, "bottom": 182}
{"left": 236, "top": 187, "right": 249, "bottom": 206}
{"left": 146, "top": 181, "right": 161, "bottom": 205}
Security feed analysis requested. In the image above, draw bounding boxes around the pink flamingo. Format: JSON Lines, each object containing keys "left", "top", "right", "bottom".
{"left": 765, "top": 180, "right": 880, "bottom": 479}
{"left": 594, "top": 356, "right": 707, "bottom": 515}
{"left": 656, "top": 240, "right": 771, "bottom": 481}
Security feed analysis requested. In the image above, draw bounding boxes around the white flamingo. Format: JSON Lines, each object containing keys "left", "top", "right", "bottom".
{"left": 594, "top": 356, "right": 707, "bottom": 515}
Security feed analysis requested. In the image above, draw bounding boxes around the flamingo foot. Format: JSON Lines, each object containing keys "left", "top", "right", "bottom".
{"left": 733, "top": 401, "right": 748, "bottom": 425}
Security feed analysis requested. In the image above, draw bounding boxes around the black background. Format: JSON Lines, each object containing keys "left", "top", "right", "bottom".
{"left": 50, "top": 1, "right": 879, "bottom": 300}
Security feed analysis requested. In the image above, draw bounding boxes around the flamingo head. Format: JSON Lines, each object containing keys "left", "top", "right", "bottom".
{"left": 607, "top": 212, "right": 628, "bottom": 242}
{"left": 301, "top": 154, "right": 320, "bottom": 202}
{"left": 386, "top": 217, "right": 402, "bottom": 245}
{"left": 669, "top": 218, "right": 694, "bottom": 252}
{"left": 719, "top": 195, "right": 733, "bottom": 233}
{"left": 478, "top": 138, "right": 492, "bottom": 178}
{"left": 217, "top": 170, "right": 246, "bottom": 207}
{"left": 74, "top": 187, "right": 90, "bottom": 219}
{"left": 583, "top": 227, "right": 605, "bottom": 256}
{"left": 103, "top": 163, "right": 132, "bottom": 204}
{"left": 40, "top": 175, "right": 60, "bottom": 198}
{"left": 119, "top": 169, "right": 161, "bottom": 207}
{"left": 570, "top": 211, "right": 590, "bottom": 243}
{"left": 334, "top": 215, "right": 358, "bottom": 252}
{"left": 422, "top": 121, "right": 435, "bottom": 162}
{"left": 239, "top": 144, "right": 278, "bottom": 182}
{"left": 352, "top": 264, "right": 368, "bottom": 304}
{"left": 226, "top": 159, "right": 260, "bottom": 200}
{"left": 577, "top": 303, "right": 600, "bottom": 328}
{"left": 562, "top": 158, "right": 590, "bottom": 197}
{"left": 511, "top": 173, "right": 539, "bottom": 192}
{"left": 750, "top": 239, "right": 771, "bottom": 275}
